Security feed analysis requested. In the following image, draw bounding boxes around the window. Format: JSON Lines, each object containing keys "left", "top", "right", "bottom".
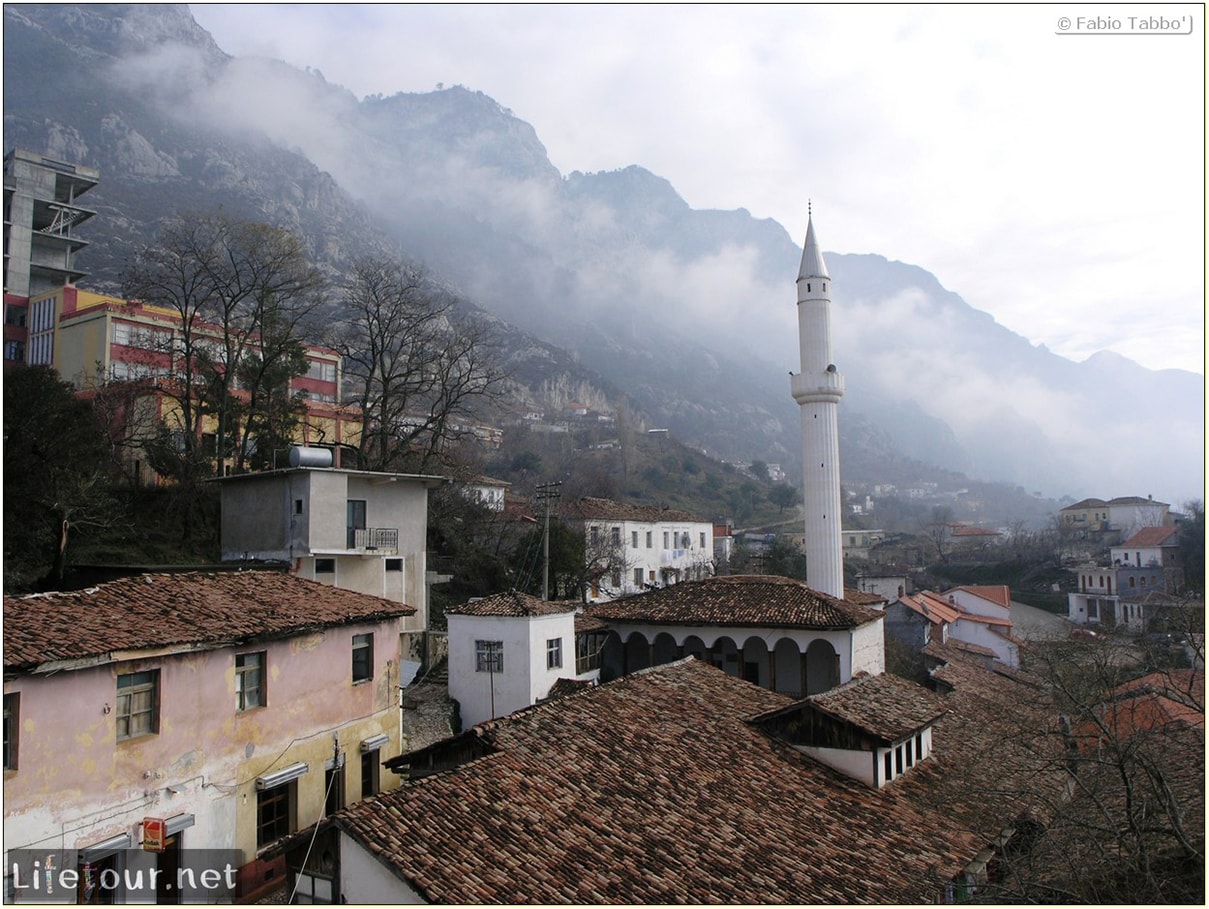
{"left": 700, "top": 532, "right": 706, "bottom": 548}
{"left": 3, "top": 340, "right": 24, "bottom": 362}
{"left": 475, "top": 640, "right": 503, "bottom": 673}
{"left": 611, "top": 526, "right": 621, "bottom": 546}
{"left": 385, "top": 558, "right": 403, "bottom": 572}
{"left": 662, "top": 531, "right": 669, "bottom": 548}
{"left": 116, "top": 670, "right": 159, "bottom": 740}
{"left": 352, "top": 634, "right": 373, "bottom": 683}
{"left": 631, "top": 531, "right": 638, "bottom": 548}
{"left": 325, "top": 763, "right": 345, "bottom": 817}
{"left": 293, "top": 499, "right": 303, "bottom": 515}
{"left": 611, "top": 570, "right": 621, "bottom": 588}
{"left": 236, "top": 652, "right": 264, "bottom": 711}
{"left": 590, "top": 526, "right": 600, "bottom": 546}
{"left": 3, "top": 693, "right": 18, "bottom": 771}
{"left": 634, "top": 568, "right": 643, "bottom": 588}
{"left": 257, "top": 782, "right": 295, "bottom": 848}
{"left": 315, "top": 558, "right": 335, "bottom": 574}
{"left": 645, "top": 531, "right": 652, "bottom": 549}
{"left": 547, "top": 638, "right": 563, "bottom": 670}
{"left": 361, "top": 750, "right": 380, "bottom": 798}
{"left": 4, "top": 305, "right": 26, "bottom": 327}
{"left": 884, "top": 750, "right": 892, "bottom": 782}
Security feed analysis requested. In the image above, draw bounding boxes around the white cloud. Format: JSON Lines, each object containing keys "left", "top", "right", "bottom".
{"left": 188, "top": 3, "right": 1205, "bottom": 374}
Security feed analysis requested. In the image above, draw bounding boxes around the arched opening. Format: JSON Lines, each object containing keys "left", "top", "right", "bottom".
{"left": 600, "top": 632, "right": 625, "bottom": 682}
{"left": 710, "top": 636, "right": 740, "bottom": 677}
{"left": 682, "top": 635, "right": 707, "bottom": 662}
{"left": 624, "top": 631, "right": 652, "bottom": 673}
{"left": 773, "top": 638, "right": 803, "bottom": 698}
{"left": 652, "top": 632, "right": 679, "bottom": 666}
{"left": 805, "top": 638, "right": 840, "bottom": 695}
{"left": 741, "top": 636, "right": 770, "bottom": 688}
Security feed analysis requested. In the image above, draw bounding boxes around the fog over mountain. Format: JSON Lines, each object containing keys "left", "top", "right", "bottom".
{"left": 4, "top": 4, "right": 1203, "bottom": 508}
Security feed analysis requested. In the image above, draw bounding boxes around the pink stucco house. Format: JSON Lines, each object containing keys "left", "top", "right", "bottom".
{"left": 3, "top": 570, "right": 414, "bottom": 902}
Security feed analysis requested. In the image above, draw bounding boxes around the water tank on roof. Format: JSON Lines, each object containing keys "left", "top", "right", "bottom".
{"left": 288, "top": 446, "right": 333, "bottom": 469}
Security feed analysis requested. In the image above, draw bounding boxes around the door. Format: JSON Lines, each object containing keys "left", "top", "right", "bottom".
{"left": 346, "top": 499, "right": 367, "bottom": 548}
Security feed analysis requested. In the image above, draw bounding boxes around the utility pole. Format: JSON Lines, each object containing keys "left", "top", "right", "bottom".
{"left": 535, "top": 481, "right": 562, "bottom": 600}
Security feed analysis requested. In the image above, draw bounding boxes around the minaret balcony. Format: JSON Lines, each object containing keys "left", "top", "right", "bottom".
{"left": 791, "top": 369, "right": 845, "bottom": 405}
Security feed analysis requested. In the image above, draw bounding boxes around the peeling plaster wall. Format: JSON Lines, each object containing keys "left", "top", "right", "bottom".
{"left": 3, "top": 617, "right": 406, "bottom": 872}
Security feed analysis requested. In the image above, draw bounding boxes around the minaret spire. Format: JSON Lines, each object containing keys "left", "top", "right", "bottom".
{"left": 789, "top": 206, "right": 845, "bottom": 599}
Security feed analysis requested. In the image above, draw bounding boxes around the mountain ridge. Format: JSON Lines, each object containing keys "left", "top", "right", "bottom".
{"left": 3, "top": 3, "right": 1202, "bottom": 507}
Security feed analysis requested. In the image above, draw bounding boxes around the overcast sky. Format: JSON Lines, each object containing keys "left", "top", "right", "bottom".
{"left": 189, "top": 3, "right": 1205, "bottom": 375}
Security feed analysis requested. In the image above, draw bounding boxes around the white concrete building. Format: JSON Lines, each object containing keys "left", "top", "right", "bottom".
{"left": 790, "top": 208, "right": 845, "bottom": 599}
{"left": 568, "top": 497, "right": 715, "bottom": 603}
{"left": 217, "top": 456, "right": 446, "bottom": 684}
{"left": 587, "top": 575, "right": 885, "bottom": 697}
{"left": 445, "top": 592, "right": 599, "bottom": 727}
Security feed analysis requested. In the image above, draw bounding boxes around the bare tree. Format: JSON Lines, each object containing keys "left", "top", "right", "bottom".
{"left": 335, "top": 257, "right": 506, "bottom": 472}
{"left": 122, "top": 212, "right": 326, "bottom": 474}
{"left": 981, "top": 633, "right": 1205, "bottom": 903}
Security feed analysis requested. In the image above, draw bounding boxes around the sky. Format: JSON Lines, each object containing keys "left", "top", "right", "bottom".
{"left": 188, "top": 3, "right": 1205, "bottom": 375}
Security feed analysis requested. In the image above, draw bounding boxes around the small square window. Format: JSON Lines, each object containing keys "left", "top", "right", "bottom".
{"left": 352, "top": 634, "right": 374, "bottom": 683}
{"left": 236, "top": 652, "right": 265, "bottom": 711}
{"left": 475, "top": 640, "right": 503, "bottom": 673}
{"left": 116, "top": 670, "right": 159, "bottom": 740}
{"left": 315, "top": 558, "right": 336, "bottom": 574}
{"left": 547, "top": 638, "right": 563, "bottom": 670}
{"left": 385, "top": 558, "right": 403, "bottom": 572}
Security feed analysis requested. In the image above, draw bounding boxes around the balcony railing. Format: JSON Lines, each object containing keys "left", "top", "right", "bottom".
{"left": 350, "top": 527, "right": 399, "bottom": 554}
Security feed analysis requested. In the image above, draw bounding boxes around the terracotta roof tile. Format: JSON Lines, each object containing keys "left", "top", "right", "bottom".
{"left": 3, "top": 570, "right": 413, "bottom": 670}
{"left": 585, "top": 575, "right": 882, "bottom": 629}
{"left": 567, "top": 496, "right": 707, "bottom": 524}
{"left": 900, "top": 592, "right": 961, "bottom": 626}
{"left": 335, "top": 657, "right": 1059, "bottom": 904}
{"left": 798, "top": 672, "right": 949, "bottom": 742}
{"left": 1120, "top": 525, "right": 1179, "bottom": 547}
{"left": 446, "top": 590, "right": 576, "bottom": 618}
{"left": 947, "top": 585, "right": 1012, "bottom": 609}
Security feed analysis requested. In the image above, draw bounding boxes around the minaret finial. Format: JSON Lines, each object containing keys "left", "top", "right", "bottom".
{"left": 808, "top": 199, "right": 812, "bottom": 218}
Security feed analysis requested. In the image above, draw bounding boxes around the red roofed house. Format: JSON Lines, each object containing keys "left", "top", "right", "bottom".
{"left": 886, "top": 586, "right": 1021, "bottom": 668}
{"left": 568, "top": 497, "right": 715, "bottom": 602}
{"left": 1068, "top": 525, "right": 1184, "bottom": 632}
{"left": 585, "top": 574, "right": 885, "bottom": 697}
{"left": 317, "top": 654, "right": 1064, "bottom": 903}
{"left": 3, "top": 571, "right": 415, "bottom": 902}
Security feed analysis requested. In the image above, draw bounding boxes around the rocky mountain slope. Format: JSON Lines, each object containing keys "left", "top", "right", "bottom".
{"left": 4, "top": 3, "right": 1202, "bottom": 505}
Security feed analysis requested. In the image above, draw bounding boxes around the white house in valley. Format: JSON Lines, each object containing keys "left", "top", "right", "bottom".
{"left": 445, "top": 591, "right": 602, "bottom": 727}
{"left": 568, "top": 497, "right": 715, "bottom": 602}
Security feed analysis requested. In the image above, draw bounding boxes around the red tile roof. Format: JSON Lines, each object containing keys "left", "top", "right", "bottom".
{"left": 445, "top": 590, "right": 576, "bottom": 617}
{"left": 948, "top": 584, "right": 1012, "bottom": 609}
{"left": 900, "top": 592, "right": 961, "bottom": 626}
{"left": 586, "top": 575, "right": 883, "bottom": 629}
{"left": 1120, "top": 525, "right": 1179, "bottom": 548}
{"left": 844, "top": 587, "right": 886, "bottom": 607}
{"left": 3, "top": 571, "right": 413, "bottom": 670}
{"left": 794, "top": 671, "right": 950, "bottom": 742}
{"left": 337, "top": 657, "right": 1058, "bottom": 904}
{"left": 567, "top": 496, "right": 707, "bottom": 524}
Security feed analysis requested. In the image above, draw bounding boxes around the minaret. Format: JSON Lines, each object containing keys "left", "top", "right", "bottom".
{"left": 790, "top": 205, "right": 845, "bottom": 599}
